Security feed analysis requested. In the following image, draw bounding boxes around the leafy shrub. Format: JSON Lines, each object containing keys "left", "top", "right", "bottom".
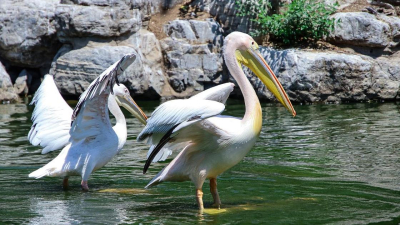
{"left": 236, "top": 0, "right": 338, "bottom": 45}
{"left": 235, "top": 0, "right": 272, "bottom": 17}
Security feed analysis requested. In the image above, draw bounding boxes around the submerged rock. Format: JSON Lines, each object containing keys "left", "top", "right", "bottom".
{"left": 0, "top": 62, "right": 19, "bottom": 102}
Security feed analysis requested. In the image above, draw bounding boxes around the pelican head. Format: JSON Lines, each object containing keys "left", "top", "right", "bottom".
{"left": 113, "top": 84, "right": 147, "bottom": 125}
{"left": 225, "top": 32, "right": 296, "bottom": 116}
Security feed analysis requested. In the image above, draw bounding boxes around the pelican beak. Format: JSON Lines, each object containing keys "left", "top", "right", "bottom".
{"left": 115, "top": 95, "right": 148, "bottom": 125}
{"left": 236, "top": 48, "right": 296, "bottom": 116}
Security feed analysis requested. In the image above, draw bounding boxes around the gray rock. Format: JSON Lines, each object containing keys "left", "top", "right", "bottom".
{"left": 165, "top": 20, "right": 197, "bottom": 41}
{"left": 117, "top": 29, "right": 169, "bottom": 98}
{"left": 53, "top": 45, "right": 139, "bottom": 95}
{"left": 52, "top": 43, "right": 165, "bottom": 98}
{"left": 191, "top": 0, "right": 256, "bottom": 34}
{"left": 0, "top": 62, "right": 19, "bottom": 102}
{"left": 14, "top": 69, "right": 31, "bottom": 95}
{"left": 164, "top": 19, "right": 223, "bottom": 47}
{"left": 161, "top": 19, "right": 225, "bottom": 95}
{"left": 329, "top": 12, "right": 391, "bottom": 47}
{"left": 61, "top": 0, "right": 184, "bottom": 19}
{"left": 55, "top": 4, "right": 142, "bottom": 43}
{"left": 239, "top": 47, "right": 400, "bottom": 103}
{"left": 377, "top": 15, "right": 400, "bottom": 43}
{"left": 0, "top": 0, "right": 61, "bottom": 67}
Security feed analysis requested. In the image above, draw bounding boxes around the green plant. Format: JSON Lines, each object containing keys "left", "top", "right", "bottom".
{"left": 235, "top": 0, "right": 271, "bottom": 17}
{"left": 236, "top": 0, "right": 338, "bottom": 45}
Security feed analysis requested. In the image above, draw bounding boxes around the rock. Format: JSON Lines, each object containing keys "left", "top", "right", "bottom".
{"left": 61, "top": 0, "right": 184, "bottom": 20}
{"left": 191, "top": 0, "right": 254, "bottom": 34}
{"left": 14, "top": 70, "right": 30, "bottom": 95}
{"left": 329, "top": 12, "right": 391, "bottom": 48}
{"left": 377, "top": 15, "right": 400, "bottom": 43}
{"left": 161, "top": 19, "right": 225, "bottom": 95}
{"left": 165, "top": 19, "right": 224, "bottom": 47}
{"left": 52, "top": 44, "right": 164, "bottom": 98}
{"left": 239, "top": 47, "right": 400, "bottom": 103}
{"left": 53, "top": 45, "right": 138, "bottom": 96}
{"left": 55, "top": 4, "right": 142, "bottom": 44}
{"left": 0, "top": 0, "right": 61, "bottom": 67}
{"left": 0, "top": 62, "right": 19, "bottom": 102}
{"left": 117, "top": 29, "right": 169, "bottom": 98}
{"left": 61, "top": 0, "right": 130, "bottom": 6}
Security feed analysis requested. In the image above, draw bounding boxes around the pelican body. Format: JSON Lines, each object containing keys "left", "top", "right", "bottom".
{"left": 29, "top": 54, "right": 147, "bottom": 191}
{"left": 138, "top": 32, "right": 296, "bottom": 211}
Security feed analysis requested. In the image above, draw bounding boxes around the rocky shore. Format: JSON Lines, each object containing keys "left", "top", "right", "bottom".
{"left": 1, "top": 0, "right": 400, "bottom": 103}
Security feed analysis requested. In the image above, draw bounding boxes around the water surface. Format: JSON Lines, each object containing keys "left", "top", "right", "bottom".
{"left": 1, "top": 100, "right": 399, "bottom": 224}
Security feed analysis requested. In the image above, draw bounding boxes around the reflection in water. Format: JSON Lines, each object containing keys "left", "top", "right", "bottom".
{"left": 1, "top": 101, "right": 400, "bottom": 224}
{"left": 29, "top": 199, "right": 76, "bottom": 224}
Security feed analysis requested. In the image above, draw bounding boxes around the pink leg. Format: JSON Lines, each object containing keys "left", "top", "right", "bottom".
{"left": 210, "top": 178, "right": 221, "bottom": 209}
{"left": 81, "top": 180, "right": 89, "bottom": 191}
{"left": 63, "top": 177, "right": 69, "bottom": 190}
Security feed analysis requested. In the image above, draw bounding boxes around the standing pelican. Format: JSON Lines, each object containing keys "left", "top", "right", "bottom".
{"left": 29, "top": 54, "right": 147, "bottom": 191}
{"left": 137, "top": 32, "right": 296, "bottom": 210}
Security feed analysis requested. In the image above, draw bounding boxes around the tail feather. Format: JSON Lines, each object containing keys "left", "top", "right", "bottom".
{"left": 29, "top": 167, "right": 52, "bottom": 179}
{"left": 145, "top": 169, "right": 165, "bottom": 188}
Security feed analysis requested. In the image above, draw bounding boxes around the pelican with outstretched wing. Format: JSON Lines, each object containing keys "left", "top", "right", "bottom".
{"left": 28, "top": 54, "right": 147, "bottom": 191}
{"left": 137, "top": 32, "right": 296, "bottom": 211}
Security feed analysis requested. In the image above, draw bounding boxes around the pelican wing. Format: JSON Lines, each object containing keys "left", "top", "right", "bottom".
{"left": 70, "top": 53, "right": 136, "bottom": 142}
{"left": 28, "top": 75, "right": 73, "bottom": 154}
{"left": 189, "top": 83, "right": 234, "bottom": 104}
{"left": 137, "top": 99, "right": 225, "bottom": 173}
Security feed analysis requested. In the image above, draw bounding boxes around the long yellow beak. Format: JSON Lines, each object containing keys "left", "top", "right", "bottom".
{"left": 115, "top": 95, "right": 148, "bottom": 125}
{"left": 236, "top": 48, "right": 296, "bottom": 116}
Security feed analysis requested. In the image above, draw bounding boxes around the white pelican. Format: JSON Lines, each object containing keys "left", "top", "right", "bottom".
{"left": 137, "top": 32, "right": 296, "bottom": 211}
{"left": 28, "top": 54, "right": 147, "bottom": 191}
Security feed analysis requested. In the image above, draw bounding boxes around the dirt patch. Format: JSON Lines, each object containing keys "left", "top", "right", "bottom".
{"left": 339, "top": 0, "right": 372, "bottom": 13}
{"left": 148, "top": 1, "right": 213, "bottom": 40}
{"left": 339, "top": 0, "right": 398, "bottom": 16}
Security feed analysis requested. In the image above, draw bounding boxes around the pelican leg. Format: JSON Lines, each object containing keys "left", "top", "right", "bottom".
{"left": 63, "top": 177, "right": 69, "bottom": 190}
{"left": 196, "top": 189, "right": 204, "bottom": 211}
{"left": 210, "top": 178, "right": 221, "bottom": 209}
{"left": 81, "top": 180, "right": 89, "bottom": 191}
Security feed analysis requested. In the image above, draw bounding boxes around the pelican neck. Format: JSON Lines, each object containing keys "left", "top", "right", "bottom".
{"left": 223, "top": 46, "right": 262, "bottom": 132}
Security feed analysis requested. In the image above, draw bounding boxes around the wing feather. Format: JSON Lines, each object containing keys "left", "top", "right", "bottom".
{"left": 28, "top": 75, "right": 73, "bottom": 154}
{"left": 189, "top": 83, "right": 234, "bottom": 103}
{"left": 69, "top": 53, "right": 137, "bottom": 143}
{"left": 138, "top": 99, "right": 226, "bottom": 171}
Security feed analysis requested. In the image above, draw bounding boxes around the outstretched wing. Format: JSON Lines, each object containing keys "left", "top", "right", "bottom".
{"left": 137, "top": 99, "right": 226, "bottom": 173}
{"left": 28, "top": 75, "right": 73, "bottom": 154}
{"left": 69, "top": 53, "right": 136, "bottom": 143}
{"left": 189, "top": 82, "right": 234, "bottom": 104}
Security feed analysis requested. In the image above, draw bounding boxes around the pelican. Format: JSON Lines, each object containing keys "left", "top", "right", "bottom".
{"left": 28, "top": 54, "right": 147, "bottom": 191}
{"left": 137, "top": 32, "right": 296, "bottom": 211}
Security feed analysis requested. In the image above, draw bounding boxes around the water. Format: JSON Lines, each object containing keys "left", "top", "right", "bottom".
{"left": 1, "top": 100, "right": 400, "bottom": 224}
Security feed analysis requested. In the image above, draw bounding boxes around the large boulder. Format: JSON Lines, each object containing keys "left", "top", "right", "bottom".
{"left": 60, "top": 0, "right": 185, "bottom": 20}
{"left": 117, "top": 29, "right": 169, "bottom": 98}
{"left": 55, "top": 4, "right": 142, "bottom": 44}
{"left": 240, "top": 47, "right": 400, "bottom": 103}
{"left": 52, "top": 39, "right": 167, "bottom": 99}
{"left": 161, "top": 19, "right": 225, "bottom": 96}
{"left": 52, "top": 45, "right": 138, "bottom": 96}
{"left": 191, "top": 0, "right": 254, "bottom": 34}
{"left": 329, "top": 12, "right": 391, "bottom": 48}
{"left": 0, "top": 62, "right": 19, "bottom": 102}
{"left": 0, "top": 0, "right": 61, "bottom": 68}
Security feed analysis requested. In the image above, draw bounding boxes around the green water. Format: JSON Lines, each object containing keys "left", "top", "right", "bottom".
{"left": 1, "top": 100, "right": 400, "bottom": 224}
